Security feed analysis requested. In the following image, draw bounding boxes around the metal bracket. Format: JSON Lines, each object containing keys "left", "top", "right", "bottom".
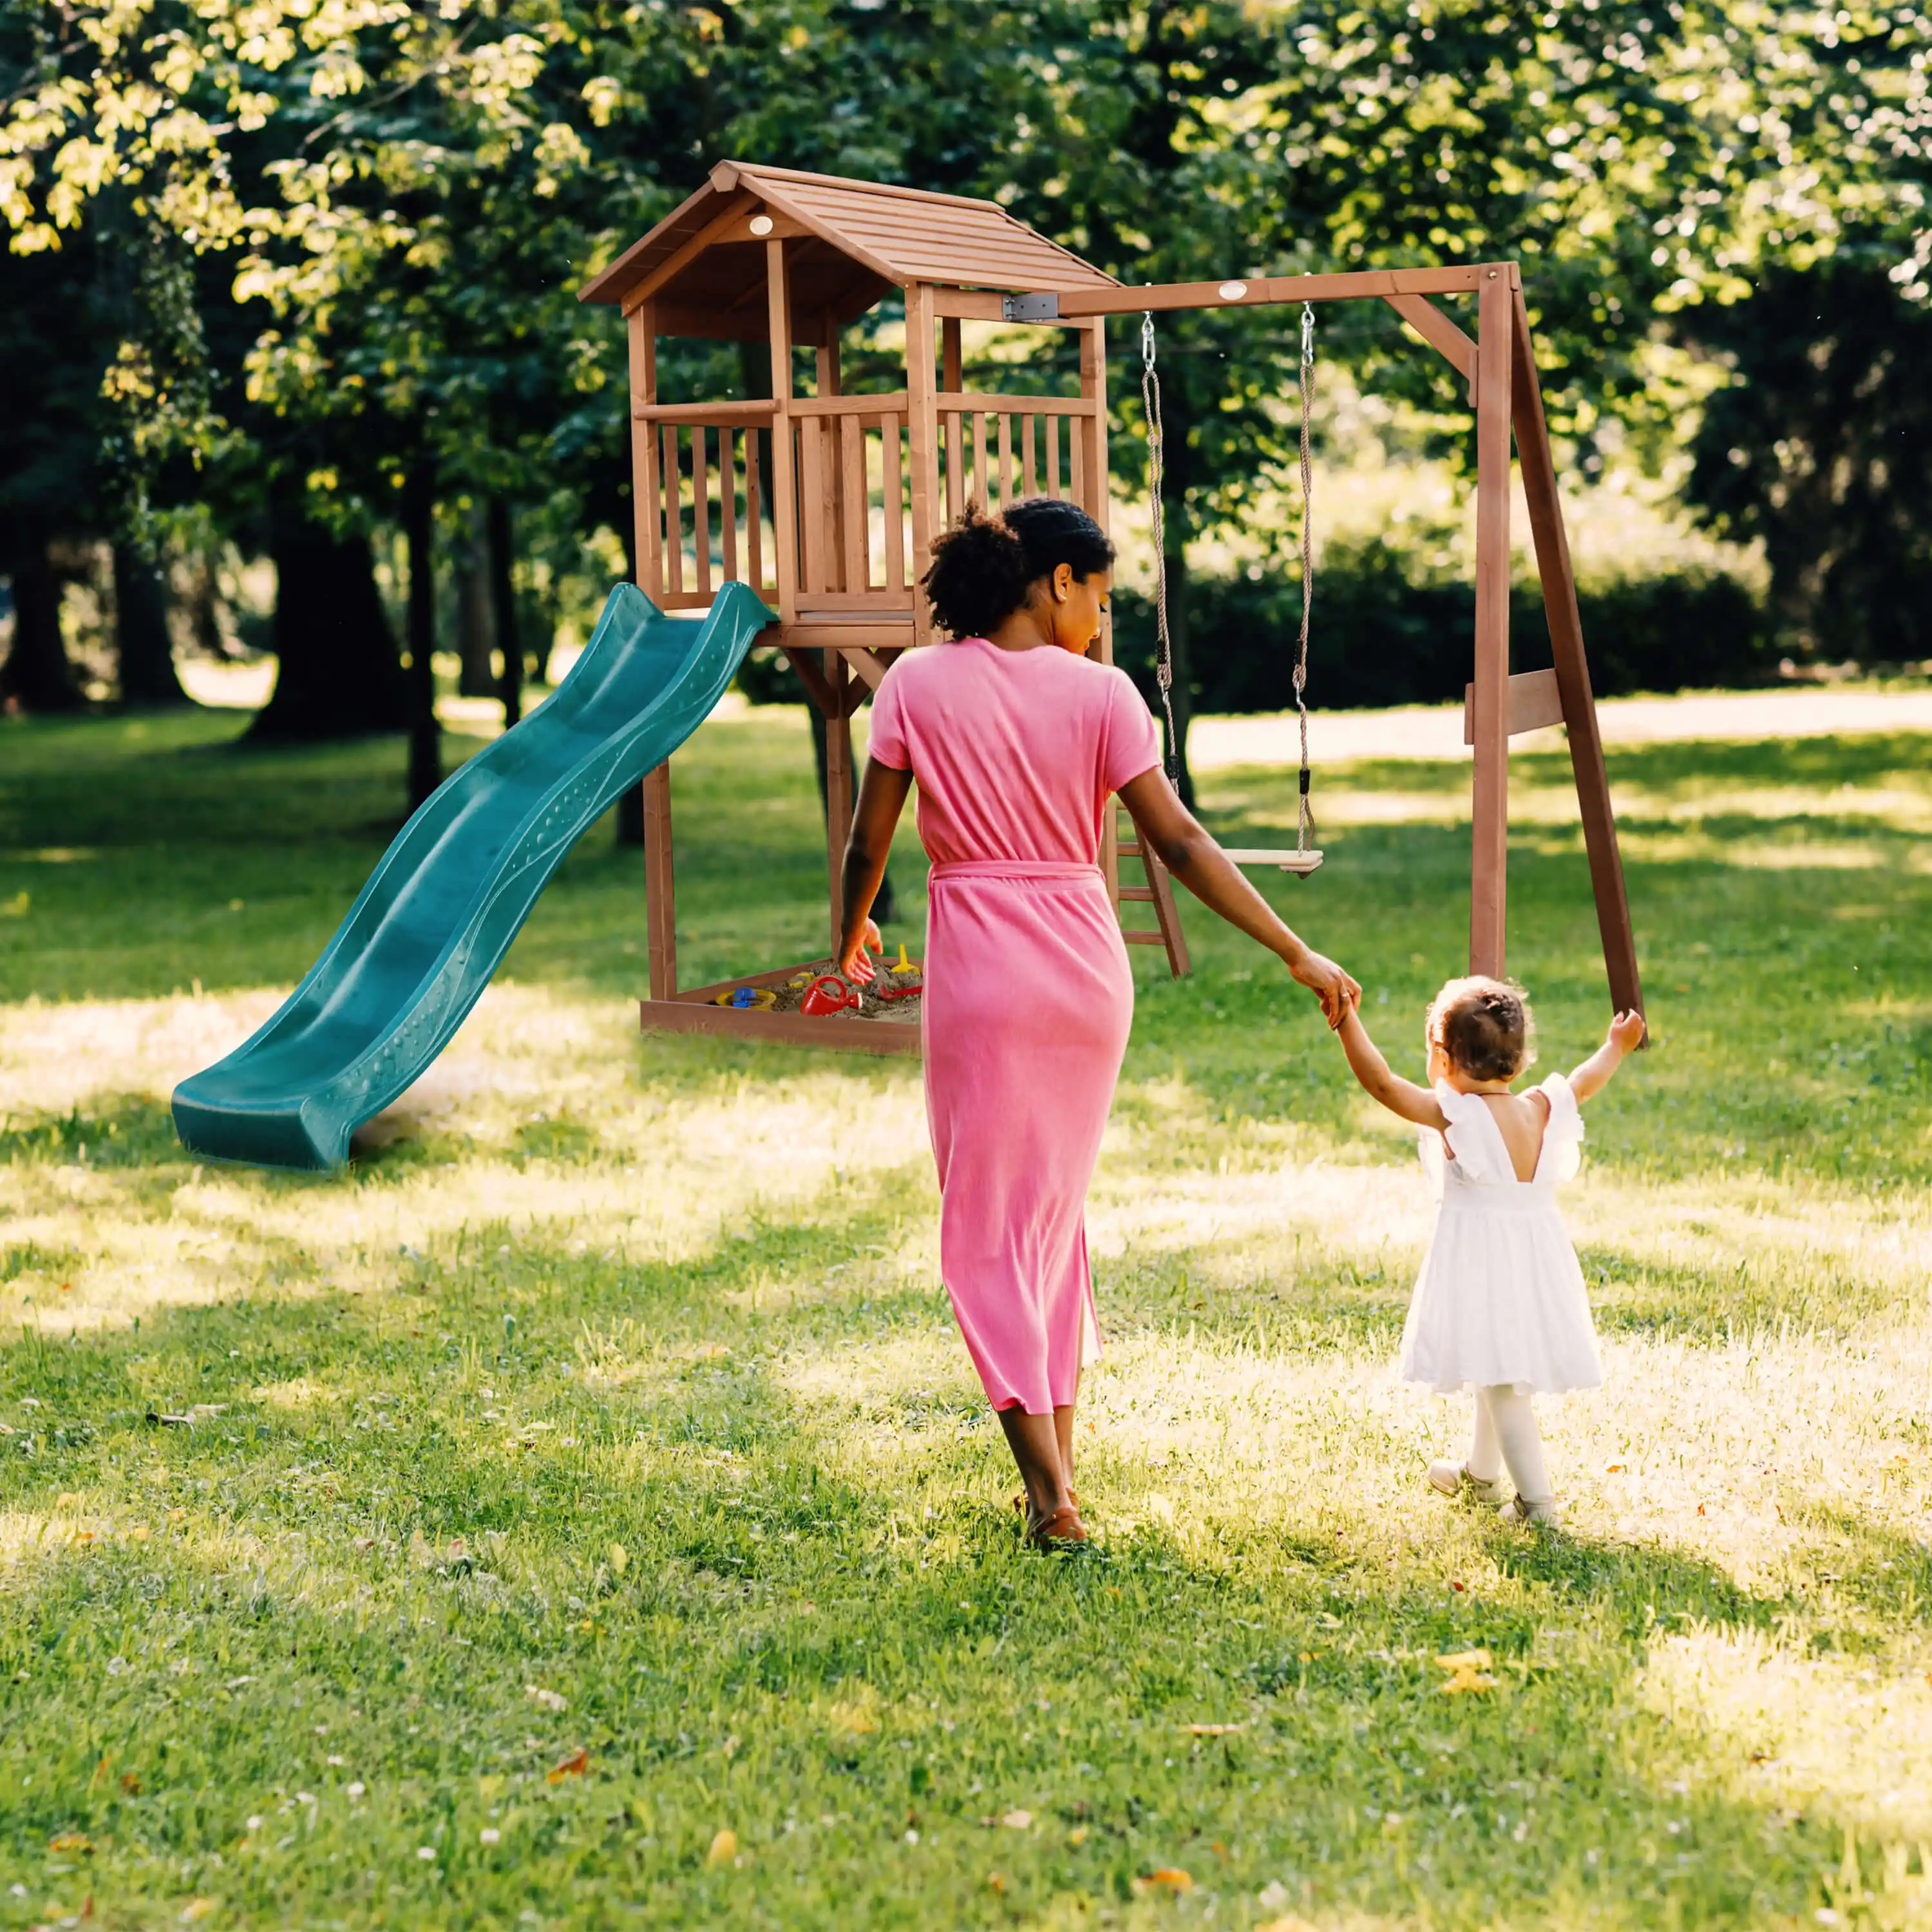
{"left": 1001, "top": 291, "right": 1061, "bottom": 323}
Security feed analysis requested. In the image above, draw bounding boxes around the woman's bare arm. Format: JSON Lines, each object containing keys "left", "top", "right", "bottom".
{"left": 1335, "top": 1001, "right": 1447, "bottom": 1129}
{"left": 1115, "top": 767, "right": 1359, "bottom": 1026}
{"left": 837, "top": 758, "right": 914, "bottom": 980}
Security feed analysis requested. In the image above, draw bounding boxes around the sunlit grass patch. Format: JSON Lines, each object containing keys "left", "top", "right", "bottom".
{"left": 2, "top": 704, "right": 1931, "bottom": 1926}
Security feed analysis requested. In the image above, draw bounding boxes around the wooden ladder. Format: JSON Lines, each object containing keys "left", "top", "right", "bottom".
{"left": 1115, "top": 819, "right": 1190, "bottom": 978}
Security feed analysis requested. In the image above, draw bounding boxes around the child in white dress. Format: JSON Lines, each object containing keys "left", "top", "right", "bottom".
{"left": 1334, "top": 975, "right": 1645, "bottom": 1525}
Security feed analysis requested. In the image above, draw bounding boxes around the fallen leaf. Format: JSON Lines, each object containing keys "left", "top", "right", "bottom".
{"left": 179, "top": 1899, "right": 216, "bottom": 1922}
{"left": 547, "top": 1748, "right": 589, "bottom": 1784}
{"left": 120, "top": 1774, "right": 142, "bottom": 1795}
{"left": 56, "top": 1492, "right": 81, "bottom": 1510}
{"left": 49, "top": 1832, "right": 93, "bottom": 1853}
{"left": 608, "top": 1542, "right": 629, "bottom": 1577}
{"left": 526, "top": 1685, "right": 567, "bottom": 1712}
{"left": 1435, "top": 1649, "right": 1493, "bottom": 1671}
{"left": 706, "top": 1827, "right": 737, "bottom": 1867}
{"left": 1132, "top": 1868, "right": 1194, "bottom": 1896}
{"left": 1187, "top": 1723, "right": 1245, "bottom": 1736}
{"left": 1068, "top": 1827, "right": 1089, "bottom": 1846}
{"left": 985, "top": 1872, "right": 1006, "bottom": 1894}
{"left": 1000, "top": 1810, "right": 1032, "bottom": 1830}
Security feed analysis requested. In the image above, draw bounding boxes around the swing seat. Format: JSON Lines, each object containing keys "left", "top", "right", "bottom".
{"left": 1224, "top": 848, "right": 1323, "bottom": 875}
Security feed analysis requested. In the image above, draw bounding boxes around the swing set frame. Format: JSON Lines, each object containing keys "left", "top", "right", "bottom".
{"left": 1016, "top": 260, "right": 1644, "bottom": 1020}
{"left": 583, "top": 166, "right": 1643, "bottom": 1054}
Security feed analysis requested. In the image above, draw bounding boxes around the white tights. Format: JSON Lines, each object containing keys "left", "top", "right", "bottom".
{"left": 1465, "top": 1385, "right": 1553, "bottom": 1506}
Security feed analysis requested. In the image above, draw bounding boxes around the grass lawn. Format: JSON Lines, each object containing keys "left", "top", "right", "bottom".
{"left": 1, "top": 695, "right": 1929, "bottom": 1930}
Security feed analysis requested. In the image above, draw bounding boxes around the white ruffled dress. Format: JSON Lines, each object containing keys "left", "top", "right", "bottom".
{"left": 1397, "top": 1072, "right": 1603, "bottom": 1396}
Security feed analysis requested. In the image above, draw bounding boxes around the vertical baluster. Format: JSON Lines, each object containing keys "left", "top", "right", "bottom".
{"left": 719, "top": 428, "right": 739, "bottom": 584}
{"left": 998, "top": 413, "right": 1014, "bottom": 511}
{"left": 800, "top": 416, "right": 829, "bottom": 592}
{"left": 1068, "top": 408, "right": 1084, "bottom": 507}
{"left": 746, "top": 429, "right": 765, "bottom": 593}
{"left": 662, "top": 423, "right": 684, "bottom": 597}
{"left": 884, "top": 415, "right": 905, "bottom": 592}
{"left": 841, "top": 415, "right": 867, "bottom": 592}
{"left": 944, "top": 408, "right": 962, "bottom": 523}
{"left": 1045, "top": 413, "right": 1062, "bottom": 498}
{"left": 1022, "top": 415, "right": 1037, "bottom": 499}
{"left": 692, "top": 424, "right": 712, "bottom": 596}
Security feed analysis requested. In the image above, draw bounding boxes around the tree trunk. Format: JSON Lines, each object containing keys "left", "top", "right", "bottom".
{"left": 251, "top": 502, "right": 408, "bottom": 741}
{"left": 113, "top": 542, "right": 191, "bottom": 707}
{"left": 454, "top": 501, "right": 497, "bottom": 698}
{"left": 404, "top": 470, "right": 441, "bottom": 810}
{"left": 1, "top": 536, "right": 82, "bottom": 712}
{"left": 489, "top": 497, "right": 522, "bottom": 729}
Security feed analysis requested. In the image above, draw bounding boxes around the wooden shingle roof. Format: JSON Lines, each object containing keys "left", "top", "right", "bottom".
{"left": 579, "top": 161, "right": 1117, "bottom": 329}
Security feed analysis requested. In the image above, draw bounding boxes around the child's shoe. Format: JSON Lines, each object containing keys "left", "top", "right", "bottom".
{"left": 1501, "top": 1493, "right": 1560, "bottom": 1528}
{"left": 1428, "top": 1461, "right": 1509, "bottom": 1508}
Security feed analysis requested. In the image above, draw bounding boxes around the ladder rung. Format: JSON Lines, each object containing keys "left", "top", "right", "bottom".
{"left": 1118, "top": 840, "right": 1143, "bottom": 858}
{"left": 1122, "top": 930, "right": 1167, "bottom": 945}
{"left": 1119, "top": 887, "right": 1155, "bottom": 902}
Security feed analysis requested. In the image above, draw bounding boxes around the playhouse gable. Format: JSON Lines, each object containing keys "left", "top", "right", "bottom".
{"left": 579, "top": 160, "right": 1116, "bottom": 334}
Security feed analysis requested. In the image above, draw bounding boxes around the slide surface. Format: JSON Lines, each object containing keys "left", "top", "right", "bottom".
{"left": 173, "top": 582, "right": 773, "bottom": 1172}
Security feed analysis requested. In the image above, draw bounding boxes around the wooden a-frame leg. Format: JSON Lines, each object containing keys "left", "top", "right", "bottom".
{"left": 1510, "top": 290, "right": 1645, "bottom": 1022}
{"left": 824, "top": 650, "right": 854, "bottom": 957}
{"left": 643, "top": 761, "right": 676, "bottom": 1001}
{"left": 1469, "top": 269, "right": 1515, "bottom": 978}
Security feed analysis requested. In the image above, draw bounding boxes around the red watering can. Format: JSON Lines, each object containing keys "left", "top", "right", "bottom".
{"left": 800, "top": 974, "right": 860, "bottom": 1018}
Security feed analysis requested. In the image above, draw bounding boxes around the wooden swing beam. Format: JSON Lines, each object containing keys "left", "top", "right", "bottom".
{"left": 1006, "top": 261, "right": 1643, "bottom": 1022}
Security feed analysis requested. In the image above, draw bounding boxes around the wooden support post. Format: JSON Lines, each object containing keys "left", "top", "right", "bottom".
{"left": 1079, "top": 317, "right": 1121, "bottom": 909}
{"left": 643, "top": 761, "right": 676, "bottom": 1000}
{"left": 905, "top": 283, "right": 939, "bottom": 645}
{"left": 628, "top": 305, "right": 661, "bottom": 599}
{"left": 1511, "top": 290, "right": 1644, "bottom": 1021}
{"left": 766, "top": 239, "right": 800, "bottom": 624}
{"left": 1468, "top": 269, "right": 1515, "bottom": 978}
{"left": 825, "top": 651, "right": 854, "bottom": 954}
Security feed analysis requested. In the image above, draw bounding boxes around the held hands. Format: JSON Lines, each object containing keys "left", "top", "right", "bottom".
{"left": 1289, "top": 949, "right": 1361, "bottom": 1030}
{"left": 840, "top": 919, "right": 883, "bottom": 985}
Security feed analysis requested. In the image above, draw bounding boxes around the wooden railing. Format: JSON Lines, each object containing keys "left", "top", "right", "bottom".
{"left": 636, "top": 390, "right": 1101, "bottom": 618}
{"left": 637, "top": 400, "right": 781, "bottom": 611}
{"left": 790, "top": 394, "right": 913, "bottom": 614}
{"left": 937, "top": 393, "right": 1099, "bottom": 524}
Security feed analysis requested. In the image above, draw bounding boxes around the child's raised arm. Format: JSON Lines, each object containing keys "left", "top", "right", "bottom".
{"left": 1336, "top": 998, "right": 1447, "bottom": 1131}
{"left": 1567, "top": 1010, "right": 1647, "bottom": 1104}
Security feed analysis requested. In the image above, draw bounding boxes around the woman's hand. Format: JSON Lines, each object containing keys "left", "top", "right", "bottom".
{"left": 840, "top": 919, "right": 883, "bottom": 984}
{"left": 1288, "top": 948, "right": 1361, "bottom": 1029}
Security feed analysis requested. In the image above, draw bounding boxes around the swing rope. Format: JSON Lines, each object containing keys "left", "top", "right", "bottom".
{"left": 1142, "top": 306, "right": 1319, "bottom": 862}
{"left": 1140, "top": 312, "right": 1180, "bottom": 786}
{"left": 1293, "top": 301, "right": 1316, "bottom": 858}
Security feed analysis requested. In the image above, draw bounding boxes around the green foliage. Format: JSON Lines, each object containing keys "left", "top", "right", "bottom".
{"left": 1685, "top": 258, "right": 1932, "bottom": 664}
{"left": 1111, "top": 548, "right": 1775, "bottom": 712}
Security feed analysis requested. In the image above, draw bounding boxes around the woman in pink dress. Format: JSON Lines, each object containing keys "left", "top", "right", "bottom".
{"left": 838, "top": 501, "right": 1356, "bottom": 1547}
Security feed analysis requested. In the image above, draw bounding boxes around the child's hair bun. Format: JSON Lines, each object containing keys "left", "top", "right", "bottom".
{"left": 1428, "top": 975, "right": 1535, "bottom": 1082}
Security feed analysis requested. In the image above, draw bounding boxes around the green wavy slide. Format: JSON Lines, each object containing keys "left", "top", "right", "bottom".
{"left": 173, "top": 582, "right": 773, "bottom": 1173}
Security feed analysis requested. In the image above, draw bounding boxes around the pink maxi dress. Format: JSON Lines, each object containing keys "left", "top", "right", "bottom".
{"left": 866, "top": 638, "right": 1160, "bottom": 1415}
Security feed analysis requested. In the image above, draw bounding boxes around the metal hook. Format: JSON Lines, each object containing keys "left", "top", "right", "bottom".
{"left": 1301, "top": 302, "right": 1315, "bottom": 366}
{"left": 1141, "top": 311, "right": 1157, "bottom": 368}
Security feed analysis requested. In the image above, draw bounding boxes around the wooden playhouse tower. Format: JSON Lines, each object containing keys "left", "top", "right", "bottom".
{"left": 579, "top": 160, "right": 1190, "bottom": 1056}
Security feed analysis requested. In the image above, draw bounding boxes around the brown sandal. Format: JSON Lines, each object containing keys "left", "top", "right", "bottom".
{"left": 1024, "top": 1503, "right": 1089, "bottom": 1549}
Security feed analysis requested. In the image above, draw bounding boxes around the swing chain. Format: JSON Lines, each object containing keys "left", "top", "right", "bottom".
{"left": 1294, "top": 302, "right": 1316, "bottom": 856}
{"left": 1141, "top": 312, "right": 1180, "bottom": 787}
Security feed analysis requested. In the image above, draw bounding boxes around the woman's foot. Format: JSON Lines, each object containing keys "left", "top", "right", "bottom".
{"left": 1024, "top": 1502, "right": 1089, "bottom": 1549}
{"left": 1428, "top": 1460, "right": 1509, "bottom": 1508}
{"left": 1012, "top": 1486, "right": 1078, "bottom": 1517}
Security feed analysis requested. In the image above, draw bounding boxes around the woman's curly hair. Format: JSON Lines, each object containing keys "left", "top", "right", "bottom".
{"left": 920, "top": 498, "right": 1115, "bottom": 639}
{"left": 1426, "top": 975, "right": 1536, "bottom": 1083}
